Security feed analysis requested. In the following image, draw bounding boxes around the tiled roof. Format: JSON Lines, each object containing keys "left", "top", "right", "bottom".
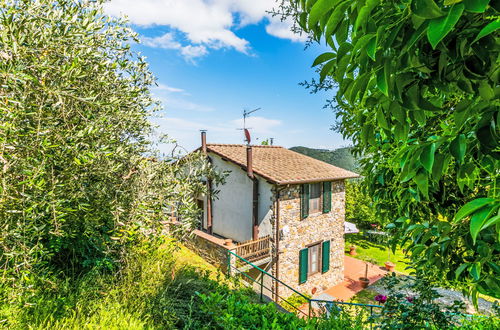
{"left": 206, "top": 144, "right": 359, "bottom": 184}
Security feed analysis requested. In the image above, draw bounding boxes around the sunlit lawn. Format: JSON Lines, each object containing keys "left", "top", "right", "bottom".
{"left": 345, "top": 233, "right": 411, "bottom": 275}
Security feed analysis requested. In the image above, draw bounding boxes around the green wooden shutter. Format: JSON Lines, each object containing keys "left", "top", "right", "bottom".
{"left": 322, "top": 182, "right": 331, "bottom": 213}
{"left": 322, "top": 240, "right": 330, "bottom": 273}
{"left": 299, "top": 248, "right": 308, "bottom": 284}
{"left": 300, "top": 184, "right": 309, "bottom": 219}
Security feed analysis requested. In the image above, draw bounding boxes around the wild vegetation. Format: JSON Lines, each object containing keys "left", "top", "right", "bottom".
{"left": 0, "top": 0, "right": 222, "bottom": 313}
{"left": 0, "top": 237, "right": 369, "bottom": 329}
{"left": 279, "top": 0, "right": 500, "bottom": 302}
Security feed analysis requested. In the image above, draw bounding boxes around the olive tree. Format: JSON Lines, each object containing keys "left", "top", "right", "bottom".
{"left": 278, "top": 0, "right": 499, "bottom": 300}
{"left": 0, "top": 0, "right": 217, "bottom": 291}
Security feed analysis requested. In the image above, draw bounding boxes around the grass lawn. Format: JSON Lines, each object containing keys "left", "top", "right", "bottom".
{"left": 345, "top": 233, "right": 411, "bottom": 275}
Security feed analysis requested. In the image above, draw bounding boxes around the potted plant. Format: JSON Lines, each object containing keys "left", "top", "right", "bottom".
{"left": 385, "top": 248, "right": 395, "bottom": 271}
{"left": 349, "top": 245, "right": 357, "bottom": 255}
{"left": 359, "top": 263, "right": 370, "bottom": 288}
{"left": 384, "top": 261, "right": 395, "bottom": 272}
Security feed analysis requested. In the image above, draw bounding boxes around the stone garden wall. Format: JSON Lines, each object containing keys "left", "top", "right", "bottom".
{"left": 185, "top": 229, "right": 234, "bottom": 272}
{"left": 276, "top": 181, "right": 345, "bottom": 298}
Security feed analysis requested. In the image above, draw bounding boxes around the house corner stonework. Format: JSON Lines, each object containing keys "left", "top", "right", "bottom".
{"left": 277, "top": 181, "right": 345, "bottom": 298}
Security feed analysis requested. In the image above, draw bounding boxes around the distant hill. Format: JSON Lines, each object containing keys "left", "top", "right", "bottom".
{"left": 290, "top": 146, "right": 360, "bottom": 172}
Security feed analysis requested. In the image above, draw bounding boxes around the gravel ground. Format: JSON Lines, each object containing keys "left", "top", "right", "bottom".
{"left": 369, "top": 276, "right": 497, "bottom": 315}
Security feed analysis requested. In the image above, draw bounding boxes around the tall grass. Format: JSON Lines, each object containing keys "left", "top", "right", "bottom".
{"left": 0, "top": 238, "right": 233, "bottom": 329}
{"left": 2, "top": 237, "right": 495, "bottom": 329}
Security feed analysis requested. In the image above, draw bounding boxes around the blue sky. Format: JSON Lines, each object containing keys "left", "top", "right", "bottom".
{"left": 105, "top": 0, "right": 348, "bottom": 153}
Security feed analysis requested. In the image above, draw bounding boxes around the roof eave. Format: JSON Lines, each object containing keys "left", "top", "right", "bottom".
{"left": 276, "top": 175, "right": 360, "bottom": 185}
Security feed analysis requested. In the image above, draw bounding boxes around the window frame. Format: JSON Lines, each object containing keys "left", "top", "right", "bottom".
{"left": 308, "top": 182, "right": 323, "bottom": 214}
{"left": 307, "top": 242, "right": 322, "bottom": 276}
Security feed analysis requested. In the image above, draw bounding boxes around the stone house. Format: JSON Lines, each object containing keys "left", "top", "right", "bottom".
{"left": 190, "top": 132, "right": 358, "bottom": 299}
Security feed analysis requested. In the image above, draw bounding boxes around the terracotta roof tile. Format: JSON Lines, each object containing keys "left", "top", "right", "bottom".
{"left": 206, "top": 144, "right": 359, "bottom": 184}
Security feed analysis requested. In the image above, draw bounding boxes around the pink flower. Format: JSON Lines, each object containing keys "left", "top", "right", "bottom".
{"left": 406, "top": 296, "right": 414, "bottom": 303}
{"left": 374, "top": 294, "right": 387, "bottom": 303}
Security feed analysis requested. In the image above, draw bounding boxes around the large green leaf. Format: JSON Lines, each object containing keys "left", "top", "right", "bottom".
{"left": 308, "top": 0, "right": 338, "bottom": 28}
{"left": 464, "top": 0, "right": 490, "bottom": 13}
{"left": 411, "top": 0, "right": 445, "bottom": 19}
{"left": 481, "top": 215, "right": 500, "bottom": 231}
{"left": 470, "top": 262, "right": 481, "bottom": 281}
{"left": 354, "top": 0, "right": 379, "bottom": 33}
{"left": 453, "top": 198, "right": 496, "bottom": 222}
{"left": 319, "top": 59, "right": 336, "bottom": 83}
{"left": 420, "top": 143, "right": 436, "bottom": 172}
{"left": 351, "top": 34, "right": 376, "bottom": 61}
{"left": 470, "top": 205, "right": 495, "bottom": 244}
{"left": 366, "top": 35, "right": 377, "bottom": 60}
{"left": 324, "top": 1, "right": 350, "bottom": 40}
{"left": 376, "top": 108, "right": 390, "bottom": 130}
{"left": 473, "top": 20, "right": 500, "bottom": 43}
{"left": 390, "top": 101, "right": 406, "bottom": 124}
{"left": 427, "top": 4, "right": 465, "bottom": 49}
{"left": 376, "top": 67, "right": 388, "bottom": 96}
{"left": 449, "top": 134, "right": 466, "bottom": 163}
{"left": 312, "top": 52, "right": 336, "bottom": 67}
{"left": 455, "top": 263, "right": 469, "bottom": 279}
{"left": 414, "top": 170, "right": 429, "bottom": 198}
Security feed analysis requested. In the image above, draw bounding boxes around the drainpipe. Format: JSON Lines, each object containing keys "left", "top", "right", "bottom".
{"left": 201, "top": 131, "right": 212, "bottom": 234}
{"left": 247, "top": 146, "right": 259, "bottom": 240}
{"left": 273, "top": 185, "right": 286, "bottom": 302}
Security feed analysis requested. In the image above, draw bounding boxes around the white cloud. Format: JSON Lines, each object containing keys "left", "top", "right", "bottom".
{"left": 162, "top": 97, "right": 215, "bottom": 112}
{"left": 154, "top": 83, "right": 185, "bottom": 93}
{"left": 265, "top": 16, "right": 308, "bottom": 42}
{"left": 231, "top": 116, "right": 282, "bottom": 134}
{"left": 142, "top": 33, "right": 208, "bottom": 60}
{"left": 152, "top": 83, "right": 214, "bottom": 112}
{"left": 104, "top": 0, "right": 304, "bottom": 59}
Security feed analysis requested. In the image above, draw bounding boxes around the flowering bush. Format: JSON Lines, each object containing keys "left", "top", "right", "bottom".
{"left": 375, "top": 275, "right": 468, "bottom": 329}
{"left": 374, "top": 294, "right": 387, "bottom": 304}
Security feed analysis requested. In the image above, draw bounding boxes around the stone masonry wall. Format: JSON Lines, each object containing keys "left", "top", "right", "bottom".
{"left": 277, "top": 181, "right": 345, "bottom": 298}
{"left": 185, "top": 230, "right": 233, "bottom": 273}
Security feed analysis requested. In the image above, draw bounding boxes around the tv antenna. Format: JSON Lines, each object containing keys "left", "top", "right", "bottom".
{"left": 237, "top": 107, "right": 261, "bottom": 144}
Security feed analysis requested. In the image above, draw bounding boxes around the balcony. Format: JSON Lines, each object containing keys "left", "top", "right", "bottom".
{"left": 235, "top": 235, "right": 271, "bottom": 265}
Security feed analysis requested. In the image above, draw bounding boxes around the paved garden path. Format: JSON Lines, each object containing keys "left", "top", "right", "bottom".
{"left": 318, "top": 256, "right": 388, "bottom": 301}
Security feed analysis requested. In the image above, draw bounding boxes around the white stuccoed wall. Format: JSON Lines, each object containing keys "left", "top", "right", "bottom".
{"left": 258, "top": 180, "right": 273, "bottom": 238}
{"left": 206, "top": 153, "right": 274, "bottom": 242}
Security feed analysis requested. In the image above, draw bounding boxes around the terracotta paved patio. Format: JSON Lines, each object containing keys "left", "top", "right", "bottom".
{"left": 317, "top": 256, "right": 388, "bottom": 301}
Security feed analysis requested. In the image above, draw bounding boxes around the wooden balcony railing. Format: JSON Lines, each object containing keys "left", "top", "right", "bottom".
{"left": 235, "top": 235, "right": 271, "bottom": 262}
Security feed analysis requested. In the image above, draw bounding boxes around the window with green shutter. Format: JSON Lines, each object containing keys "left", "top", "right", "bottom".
{"left": 322, "top": 182, "right": 331, "bottom": 213}
{"left": 300, "top": 184, "right": 309, "bottom": 219}
{"left": 322, "top": 240, "right": 330, "bottom": 273}
{"left": 299, "top": 248, "right": 308, "bottom": 284}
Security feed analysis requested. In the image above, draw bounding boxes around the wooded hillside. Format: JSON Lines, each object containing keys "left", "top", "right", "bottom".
{"left": 290, "top": 146, "right": 359, "bottom": 172}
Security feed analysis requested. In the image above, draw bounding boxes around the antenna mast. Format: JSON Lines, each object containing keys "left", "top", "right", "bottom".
{"left": 238, "top": 107, "right": 261, "bottom": 144}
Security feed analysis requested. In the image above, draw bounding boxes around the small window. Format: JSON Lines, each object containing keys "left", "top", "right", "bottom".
{"left": 308, "top": 243, "right": 321, "bottom": 276}
{"left": 309, "top": 183, "right": 322, "bottom": 213}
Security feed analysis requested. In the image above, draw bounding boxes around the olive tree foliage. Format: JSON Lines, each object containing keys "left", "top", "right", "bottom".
{"left": 278, "top": 0, "right": 500, "bottom": 299}
{"left": 345, "top": 180, "right": 385, "bottom": 229}
{"left": 0, "top": 0, "right": 219, "bottom": 289}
